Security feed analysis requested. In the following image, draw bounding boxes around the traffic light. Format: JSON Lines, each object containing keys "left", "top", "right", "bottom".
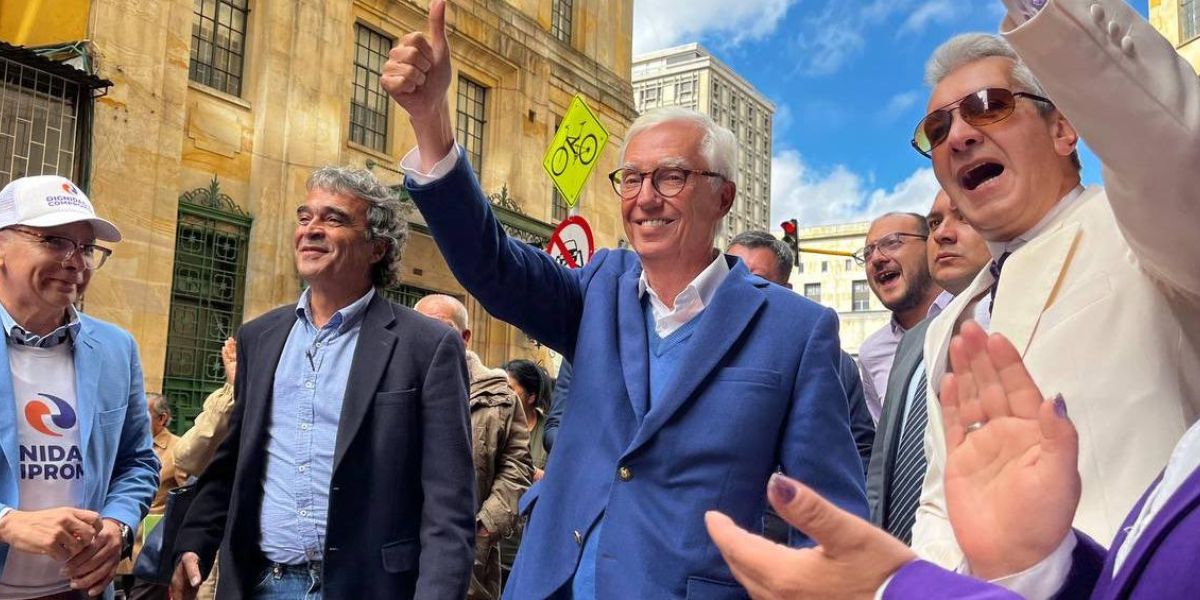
{"left": 780, "top": 218, "right": 799, "bottom": 259}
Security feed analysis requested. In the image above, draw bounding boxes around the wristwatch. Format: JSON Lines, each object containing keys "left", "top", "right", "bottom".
{"left": 116, "top": 521, "right": 134, "bottom": 559}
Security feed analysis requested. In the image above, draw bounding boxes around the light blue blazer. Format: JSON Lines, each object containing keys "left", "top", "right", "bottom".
{"left": 0, "top": 313, "right": 159, "bottom": 577}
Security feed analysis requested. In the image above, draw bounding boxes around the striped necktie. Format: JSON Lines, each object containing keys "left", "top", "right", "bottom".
{"left": 885, "top": 370, "right": 928, "bottom": 544}
{"left": 987, "top": 251, "right": 1012, "bottom": 316}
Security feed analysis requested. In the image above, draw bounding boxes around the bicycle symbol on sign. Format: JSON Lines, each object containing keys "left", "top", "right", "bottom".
{"left": 550, "top": 122, "right": 599, "bottom": 176}
{"left": 553, "top": 238, "right": 584, "bottom": 269}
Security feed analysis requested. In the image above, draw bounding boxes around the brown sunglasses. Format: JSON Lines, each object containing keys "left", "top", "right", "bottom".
{"left": 911, "top": 87, "right": 1053, "bottom": 158}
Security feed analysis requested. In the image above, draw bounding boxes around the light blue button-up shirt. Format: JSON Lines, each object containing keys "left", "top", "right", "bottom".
{"left": 259, "top": 287, "right": 374, "bottom": 565}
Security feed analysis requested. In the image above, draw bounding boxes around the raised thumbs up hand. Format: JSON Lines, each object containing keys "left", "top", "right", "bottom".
{"left": 382, "top": 0, "right": 451, "bottom": 117}
{"left": 382, "top": 0, "right": 455, "bottom": 168}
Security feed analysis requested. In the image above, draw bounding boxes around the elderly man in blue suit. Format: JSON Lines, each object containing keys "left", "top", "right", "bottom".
{"left": 381, "top": 3, "right": 867, "bottom": 598}
{"left": 0, "top": 175, "right": 159, "bottom": 598}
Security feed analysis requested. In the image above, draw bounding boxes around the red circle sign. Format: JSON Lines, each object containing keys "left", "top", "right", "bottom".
{"left": 546, "top": 215, "right": 595, "bottom": 269}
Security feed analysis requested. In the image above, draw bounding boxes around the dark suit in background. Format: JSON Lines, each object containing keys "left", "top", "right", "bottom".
{"left": 842, "top": 352, "right": 876, "bottom": 475}
{"left": 866, "top": 318, "right": 931, "bottom": 537}
{"left": 542, "top": 360, "right": 571, "bottom": 452}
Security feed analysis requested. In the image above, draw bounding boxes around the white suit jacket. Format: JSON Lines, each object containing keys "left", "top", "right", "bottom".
{"left": 912, "top": 0, "right": 1200, "bottom": 568}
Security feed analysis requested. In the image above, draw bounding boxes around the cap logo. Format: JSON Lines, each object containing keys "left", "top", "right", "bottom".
{"left": 61, "top": 182, "right": 80, "bottom": 195}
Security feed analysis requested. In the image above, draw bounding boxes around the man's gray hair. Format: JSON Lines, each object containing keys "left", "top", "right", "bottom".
{"left": 727, "top": 230, "right": 794, "bottom": 280}
{"left": 413, "top": 294, "right": 469, "bottom": 333}
{"left": 306, "top": 166, "right": 409, "bottom": 288}
{"left": 620, "top": 106, "right": 738, "bottom": 184}
{"left": 925, "top": 33, "right": 1081, "bottom": 171}
{"left": 147, "top": 393, "right": 170, "bottom": 420}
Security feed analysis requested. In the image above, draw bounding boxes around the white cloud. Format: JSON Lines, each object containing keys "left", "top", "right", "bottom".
{"left": 899, "top": 0, "right": 956, "bottom": 35}
{"left": 770, "top": 150, "right": 940, "bottom": 226}
{"left": 632, "top": 0, "right": 797, "bottom": 55}
{"left": 883, "top": 91, "right": 921, "bottom": 116}
{"left": 786, "top": 0, "right": 906, "bottom": 75}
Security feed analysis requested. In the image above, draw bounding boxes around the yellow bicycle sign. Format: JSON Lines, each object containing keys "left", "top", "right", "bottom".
{"left": 543, "top": 95, "right": 609, "bottom": 208}
{"left": 549, "top": 124, "right": 598, "bottom": 176}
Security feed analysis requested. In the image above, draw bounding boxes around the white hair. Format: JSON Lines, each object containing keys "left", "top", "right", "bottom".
{"left": 620, "top": 106, "right": 738, "bottom": 183}
{"left": 413, "top": 294, "right": 469, "bottom": 333}
{"left": 925, "top": 33, "right": 1081, "bottom": 171}
{"left": 926, "top": 33, "right": 1050, "bottom": 100}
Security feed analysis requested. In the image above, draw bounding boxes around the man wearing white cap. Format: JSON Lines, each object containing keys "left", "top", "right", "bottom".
{"left": 0, "top": 175, "right": 159, "bottom": 599}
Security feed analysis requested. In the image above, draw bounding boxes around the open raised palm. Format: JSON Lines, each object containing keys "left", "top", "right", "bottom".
{"left": 940, "top": 321, "right": 1080, "bottom": 579}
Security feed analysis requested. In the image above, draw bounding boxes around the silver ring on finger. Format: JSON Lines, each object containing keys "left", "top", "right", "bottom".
{"left": 965, "top": 420, "right": 986, "bottom": 434}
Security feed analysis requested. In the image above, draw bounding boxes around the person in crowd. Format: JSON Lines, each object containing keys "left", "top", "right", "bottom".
{"left": 866, "top": 190, "right": 989, "bottom": 544}
{"left": 171, "top": 166, "right": 475, "bottom": 599}
{"left": 907, "top": 0, "right": 1200, "bottom": 570}
{"left": 173, "top": 337, "right": 238, "bottom": 600}
{"left": 0, "top": 175, "right": 159, "bottom": 598}
{"left": 500, "top": 360, "right": 549, "bottom": 482}
{"left": 382, "top": 2, "right": 866, "bottom": 596}
{"left": 414, "top": 294, "right": 533, "bottom": 600}
{"left": 173, "top": 338, "right": 237, "bottom": 478}
{"left": 710, "top": 317, "right": 1200, "bottom": 599}
{"left": 121, "top": 394, "right": 189, "bottom": 599}
{"left": 856, "top": 213, "right": 945, "bottom": 421}
{"left": 496, "top": 359, "right": 550, "bottom": 586}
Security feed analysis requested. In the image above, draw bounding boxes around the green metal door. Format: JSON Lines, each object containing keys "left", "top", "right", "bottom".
{"left": 163, "top": 179, "right": 251, "bottom": 433}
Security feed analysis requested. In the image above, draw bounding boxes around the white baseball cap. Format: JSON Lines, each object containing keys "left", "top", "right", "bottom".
{"left": 0, "top": 175, "right": 121, "bottom": 242}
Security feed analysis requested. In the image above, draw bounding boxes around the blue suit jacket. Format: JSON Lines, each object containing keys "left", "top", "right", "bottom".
{"left": 543, "top": 360, "right": 571, "bottom": 452}
{"left": 409, "top": 155, "right": 868, "bottom": 599}
{"left": 0, "top": 313, "right": 160, "bottom": 576}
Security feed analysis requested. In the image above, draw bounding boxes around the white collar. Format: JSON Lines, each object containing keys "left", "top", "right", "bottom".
{"left": 637, "top": 252, "right": 730, "bottom": 337}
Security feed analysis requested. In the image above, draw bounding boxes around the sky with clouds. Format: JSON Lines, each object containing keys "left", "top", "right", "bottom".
{"left": 631, "top": 0, "right": 1150, "bottom": 228}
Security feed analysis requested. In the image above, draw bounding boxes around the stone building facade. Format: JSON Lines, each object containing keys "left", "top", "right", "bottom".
{"left": 1150, "top": 0, "right": 1200, "bottom": 72}
{"left": 1, "top": 0, "right": 635, "bottom": 429}
{"left": 786, "top": 222, "right": 891, "bottom": 355}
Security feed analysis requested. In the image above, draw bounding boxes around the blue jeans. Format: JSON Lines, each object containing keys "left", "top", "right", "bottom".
{"left": 251, "top": 562, "right": 323, "bottom": 600}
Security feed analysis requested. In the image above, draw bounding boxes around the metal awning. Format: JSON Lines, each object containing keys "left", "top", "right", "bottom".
{"left": 0, "top": 41, "right": 112, "bottom": 92}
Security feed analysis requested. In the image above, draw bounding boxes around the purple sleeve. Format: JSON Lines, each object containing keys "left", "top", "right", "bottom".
{"left": 885, "top": 529, "right": 1106, "bottom": 600}
{"left": 884, "top": 561, "right": 1022, "bottom": 600}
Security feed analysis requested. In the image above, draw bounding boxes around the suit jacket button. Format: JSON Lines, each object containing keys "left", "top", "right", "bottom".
{"left": 617, "top": 466, "right": 632, "bottom": 481}
{"left": 573, "top": 530, "right": 583, "bottom": 545}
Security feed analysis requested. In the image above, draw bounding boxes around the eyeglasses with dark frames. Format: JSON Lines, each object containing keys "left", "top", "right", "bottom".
{"left": 608, "top": 167, "right": 726, "bottom": 199}
{"left": 853, "top": 232, "right": 928, "bottom": 266}
{"left": 5, "top": 227, "right": 113, "bottom": 270}
{"left": 911, "top": 87, "right": 1054, "bottom": 158}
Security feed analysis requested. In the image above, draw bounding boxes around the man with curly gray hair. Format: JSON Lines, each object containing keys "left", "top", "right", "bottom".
{"left": 172, "top": 165, "right": 476, "bottom": 599}
{"left": 304, "top": 166, "right": 409, "bottom": 288}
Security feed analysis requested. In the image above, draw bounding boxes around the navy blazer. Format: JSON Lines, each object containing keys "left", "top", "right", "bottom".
{"left": 409, "top": 155, "right": 868, "bottom": 600}
{"left": 175, "top": 295, "right": 476, "bottom": 599}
